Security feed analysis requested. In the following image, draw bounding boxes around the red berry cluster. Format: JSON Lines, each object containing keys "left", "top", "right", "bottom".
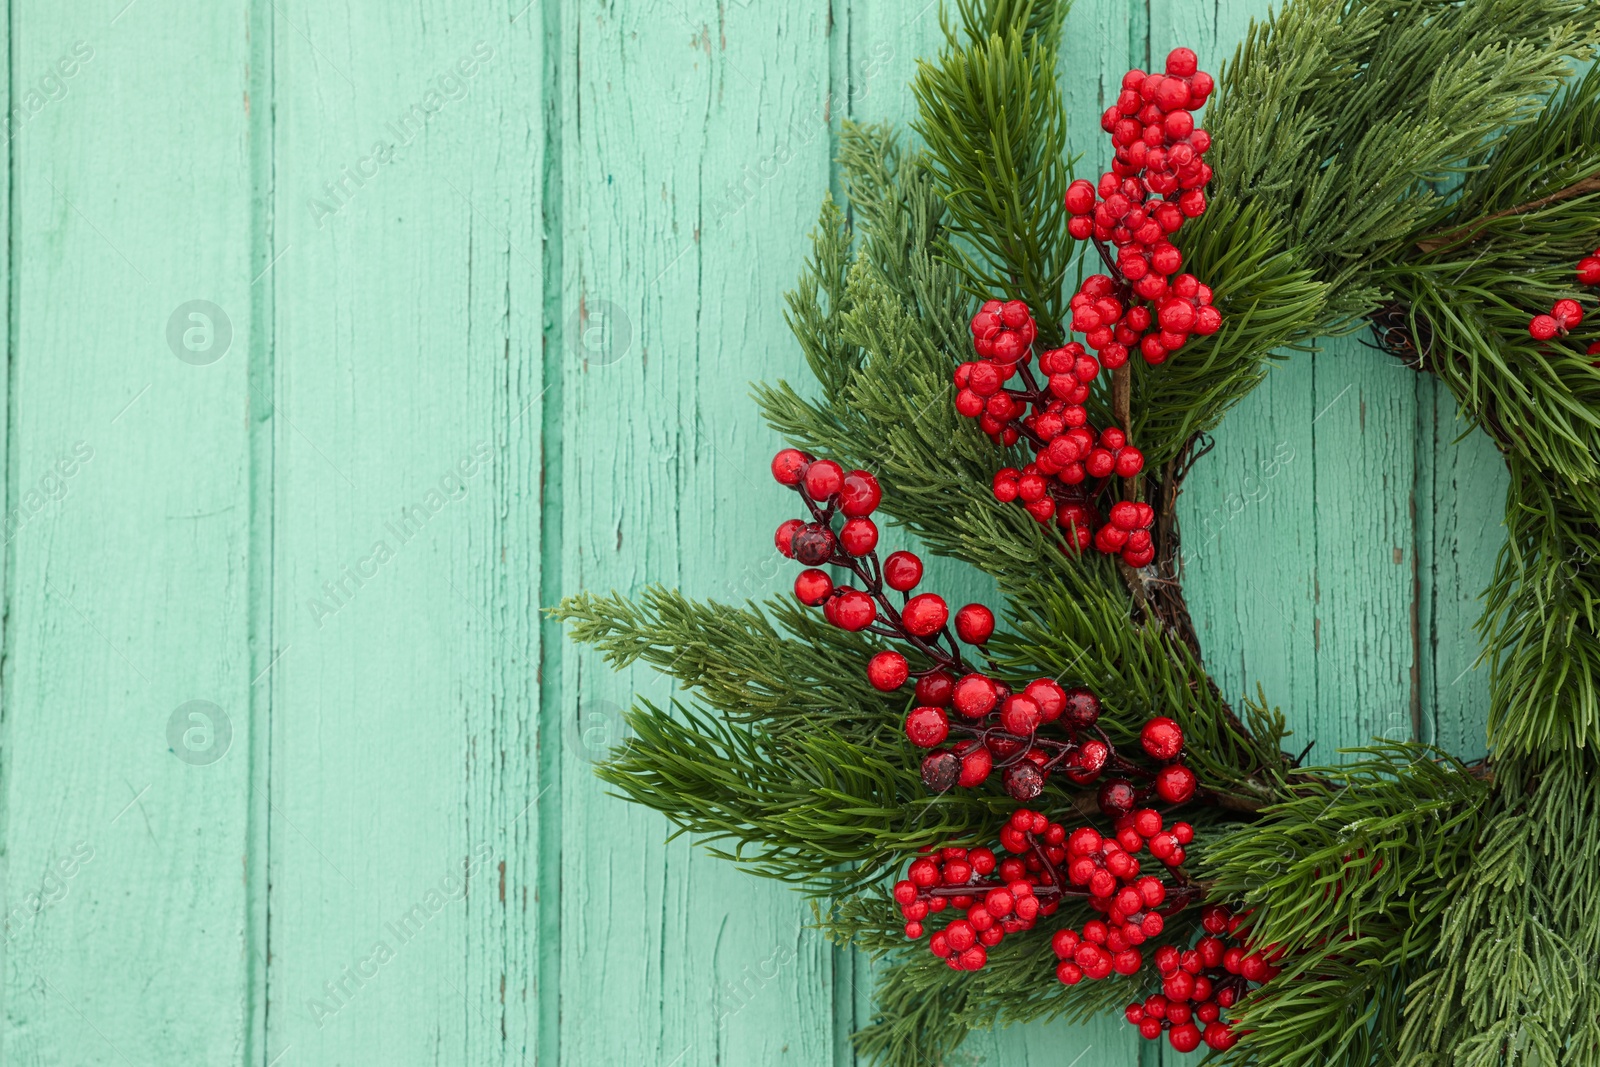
{"left": 1527, "top": 250, "right": 1599, "bottom": 361}
{"left": 911, "top": 668, "right": 1200, "bottom": 806}
{"left": 893, "top": 835, "right": 1054, "bottom": 971}
{"left": 1063, "top": 47, "right": 1222, "bottom": 367}
{"left": 1120, "top": 904, "right": 1275, "bottom": 1053}
{"left": 956, "top": 301, "right": 1157, "bottom": 567}
{"left": 1050, "top": 808, "right": 1195, "bottom": 984}
{"left": 771, "top": 447, "right": 1013, "bottom": 720}
{"left": 769, "top": 448, "right": 1196, "bottom": 804}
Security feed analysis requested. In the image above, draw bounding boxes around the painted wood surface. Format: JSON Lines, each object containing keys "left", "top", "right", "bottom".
{"left": 0, "top": 1, "right": 1504, "bottom": 1065}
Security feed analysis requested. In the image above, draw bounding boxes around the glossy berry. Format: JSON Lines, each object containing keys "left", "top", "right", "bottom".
{"left": 771, "top": 448, "right": 809, "bottom": 486}
{"left": 1155, "top": 763, "right": 1198, "bottom": 804}
{"left": 829, "top": 589, "right": 876, "bottom": 632}
{"left": 906, "top": 706, "right": 951, "bottom": 747}
{"left": 839, "top": 469, "right": 883, "bottom": 516}
{"left": 1553, "top": 298, "right": 1584, "bottom": 329}
{"left": 868, "top": 650, "right": 909, "bottom": 691}
{"left": 1140, "top": 716, "right": 1184, "bottom": 761}
{"left": 883, "top": 550, "right": 924, "bottom": 591}
{"left": 955, "top": 603, "right": 996, "bottom": 645}
{"left": 1168, "top": 1023, "right": 1201, "bottom": 1054}
{"left": 915, "top": 671, "right": 954, "bottom": 706}
{"left": 1529, "top": 314, "right": 1560, "bottom": 341}
{"left": 902, "top": 593, "right": 950, "bottom": 637}
{"left": 956, "top": 741, "right": 993, "bottom": 787}
{"left": 952, "top": 674, "right": 999, "bottom": 718}
{"left": 999, "top": 695, "right": 1042, "bottom": 736}
{"left": 803, "top": 459, "right": 845, "bottom": 500}
{"left": 774, "top": 518, "right": 804, "bottom": 558}
{"left": 1579, "top": 255, "right": 1600, "bottom": 287}
{"left": 794, "top": 569, "right": 832, "bottom": 606}
{"left": 839, "top": 516, "right": 879, "bottom": 556}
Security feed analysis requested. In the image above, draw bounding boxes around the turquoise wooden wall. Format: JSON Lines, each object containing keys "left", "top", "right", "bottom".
{"left": 1, "top": 1, "right": 1504, "bottom": 1065}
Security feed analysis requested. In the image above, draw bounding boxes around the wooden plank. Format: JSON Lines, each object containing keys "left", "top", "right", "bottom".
{"left": 264, "top": 3, "right": 543, "bottom": 1063}
{"left": 1, "top": 3, "right": 254, "bottom": 1064}
{"left": 557, "top": 2, "right": 840, "bottom": 1065}
{"left": 1416, "top": 378, "right": 1505, "bottom": 761}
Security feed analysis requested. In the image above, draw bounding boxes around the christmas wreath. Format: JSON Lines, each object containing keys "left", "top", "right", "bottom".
{"left": 560, "top": 1, "right": 1600, "bottom": 1062}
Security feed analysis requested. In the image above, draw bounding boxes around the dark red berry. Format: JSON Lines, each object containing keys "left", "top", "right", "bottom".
{"left": 921, "top": 749, "right": 960, "bottom": 791}
{"left": 1140, "top": 716, "right": 1184, "bottom": 761}
{"left": 883, "top": 550, "right": 923, "bottom": 591}
{"left": 794, "top": 569, "right": 832, "bottom": 606}
{"left": 868, "top": 651, "right": 909, "bottom": 691}
{"left": 792, "top": 523, "right": 837, "bottom": 566}
{"left": 1002, "top": 761, "right": 1045, "bottom": 801}
{"left": 954, "top": 603, "right": 995, "bottom": 645}
{"left": 1098, "top": 778, "right": 1138, "bottom": 817}
{"left": 1062, "top": 687, "right": 1101, "bottom": 729}
{"left": 771, "top": 448, "right": 809, "bottom": 486}
{"left": 902, "top": 593, "right": 949, "bottom": 637}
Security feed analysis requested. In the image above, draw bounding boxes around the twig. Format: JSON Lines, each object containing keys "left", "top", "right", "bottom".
{"left": 1416, "top": 172, "right": 1600, "bottom": 253}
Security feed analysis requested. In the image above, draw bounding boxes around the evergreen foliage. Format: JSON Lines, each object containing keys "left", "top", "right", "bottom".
{"left": 558, "top": 0, "right": 1600, "bottom": 1062}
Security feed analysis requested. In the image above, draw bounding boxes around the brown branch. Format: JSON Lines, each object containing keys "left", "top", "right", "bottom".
{"left": 1416, "top": 171, "right": 1600, "bottom": 254}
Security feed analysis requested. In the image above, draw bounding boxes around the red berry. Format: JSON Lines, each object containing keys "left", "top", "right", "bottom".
{"left": 794, "top": 569, "right": 833, "bottom": 606}
{"left": 830, "top": 589, "right": 876, "bottom": 631}
{"left": 883, "top": 550, "right": 923, "bottom": 591}
{"left": 952, "top": 674, "right": 999, "bottom": 718}
{"left": 1155, "top": 763, "right": 1198, "bottom": 804}
{"left": 1023, "top": 679, "right": 1066, "bottom": 722}
{"left": 1140, "top": 716, "right": 1185, "bottom": 760}
{"left": 902, "top": 593, "right": 950, "bottom": 637}
{"left": 771, "top": 448, "right": 809, "bottom": 486}
{"left": 1065, "top": 179, "right": 1097, "bottom": 215}
{"left": 803, "top": 459, "right": 844, "bottom": 500}
{"left": 1000, "top": 695, "right": 1042, "bottom": 736}
{"left": 1553, "top": 298, "right": 1584, "bottom": 329}
{"left": 905, "top": 706, "right": 950, "bottom": 747}
{"left": 954, "top": 603, "right": 996, "bottom": 645}
{"left": 915, "top": 671, "right": 954, "bottom": 706}
{"left": 1530, "top": 314, "right": 1560, "bottom": 340}
{"left": 1579, "top": 256, "right": 1600, "bottom": 287}
{"left": 775, "top": 518, "right": 804, "bottom": 557}
{"left": 1203, "top": 1023, "right": 1237, "bottom": 1051}
{"left": 1166, "top": 47, "right": 1198, "bottom": 77}
{"left": 839, "top": 469, "right": 882, "bottom": 516}
{"left": 868, "top": 651, "right": 909, "bottom": 691}
{"left": 1132, "top": 809, "right": 1162, "bottom": 837}
{"left": 956, "top": 741, "right": 993, "bottom": 787}
{"left": 839, "top": 516, "right": 879, "bottom": 556}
